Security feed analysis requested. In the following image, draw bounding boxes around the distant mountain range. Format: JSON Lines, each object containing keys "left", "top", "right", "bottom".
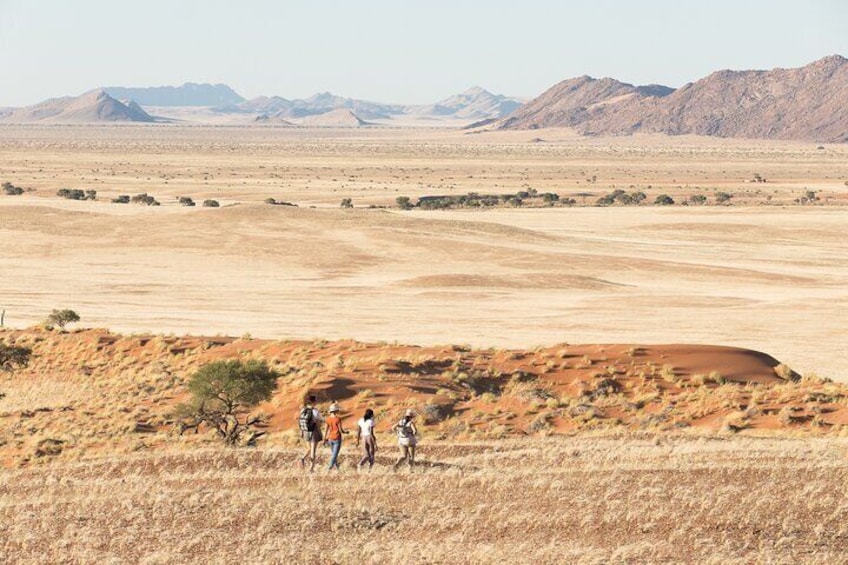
{"left": 1, "top": 90, "right": 154, "bottom": 123}
{"left": 103, "top": 83, "right": 245, "bottom": 107}
{"left": 1, "top": 85, "right": 522, "bottom": 126}
{"left": 221, "top": 87, "right": 524, "bottom": 122}
{"left": 3, "top": 56, "right": 846, "bottom": 140}
{"left": 223, "top": 92, "right": 406, "bottom": 120}
{"left": 498, "top": 55, "right": 848, "bottom": 142}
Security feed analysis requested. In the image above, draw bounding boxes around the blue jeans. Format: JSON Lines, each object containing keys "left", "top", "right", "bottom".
{"left": 328, "top": 439, "right": 342, "bottom": 469}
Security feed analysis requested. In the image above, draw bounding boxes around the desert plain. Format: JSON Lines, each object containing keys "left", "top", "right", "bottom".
{"left": 1, "top": 124, "right": 848, "bottom": 563}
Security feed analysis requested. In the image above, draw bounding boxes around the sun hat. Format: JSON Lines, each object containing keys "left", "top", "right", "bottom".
{"left": 405, "top": 408, "right": 414, "bottom": 417}
{"left": 329, "top": 402, "right": 340, "bottom": 413}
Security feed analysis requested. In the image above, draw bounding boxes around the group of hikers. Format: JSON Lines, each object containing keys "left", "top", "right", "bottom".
{"left": 298, "top": 395, "right": 418, "bottom": 472}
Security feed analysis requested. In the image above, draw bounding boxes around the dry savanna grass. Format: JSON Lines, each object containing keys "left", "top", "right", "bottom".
{"left": 2, "top": 436, "right": 848, "bottom": 563}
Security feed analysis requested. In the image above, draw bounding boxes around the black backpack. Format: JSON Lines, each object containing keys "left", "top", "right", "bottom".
{"left": 299, "top": 407, "right": 315, "bottom": 433}
{"left": 397, "top": 417, "right": 413, "bottom": 438}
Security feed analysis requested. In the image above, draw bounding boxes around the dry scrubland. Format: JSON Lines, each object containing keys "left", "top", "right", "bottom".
{"left": 1, "top": 125, "right": 847, "bottom": 207}
{"left": 1, "top": 125, "right": 848, "bottom": 562}
{"left": 0, "top": 126, "right": 846, "bottom": 378}
{"left": 3, "top": 437, "right": 848, "bottom": 563}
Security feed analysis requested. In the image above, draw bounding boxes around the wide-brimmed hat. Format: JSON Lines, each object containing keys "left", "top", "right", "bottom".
{"left": 405, "top": 408, "right": 415, "bottom": 417}
{"left": 329, "top": 402, "right": 340, "bottom": 413}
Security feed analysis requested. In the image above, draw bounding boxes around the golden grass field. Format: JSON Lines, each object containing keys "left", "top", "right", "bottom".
{"left": 3, "top": 437, "right": 848, "bottom": 563}
{"left": 1, "top": 125, "right": 847, "bottom": 563}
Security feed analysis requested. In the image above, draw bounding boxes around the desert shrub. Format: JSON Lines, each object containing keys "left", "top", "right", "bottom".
{"left": 2, "top": 181, "right": 24, "bottom": 195}
{"left": 395, "top": 196, "right": 413, "bottom": 210}
{"left": 45, "top": 309, "right": 80, "bottom": 330}
{"left": 654, "top": 194, "right": 675, "bottom": 206}
{"left": 112, "top": 194, "right": 130, "bottom": 204}
{"left": 131, "top": 193, "right": 159, "bottom": 206}
{"left": 176, "top": 359, "right": 279, "bottom": 446}
{"left": 774, "top": 363, "right": 800, "bottom": 382}
{"left": 34, "top": 438, "right": 64, "bottom": 457}
{"left": 57, "top": 188, "right": 86, "bottom": 200}
{"left": 528, "top": 412, "right": 552, "bottom": 433}
{"left": 421, "top": 403, "right": 447, "bottom": 423}
{"left": 797, "top": 190, "right": 819, "bottom": 205}
{"left": 596, "top": 189, "right": 646, "bottom": 206}
{"left": 541, "top": 192, "right": 559, "bottom": 204}
{"left": 340, "top": 198, "right": 353, "bottom": 208}
{"left": 631, "top": 191, "right": 647, "bottom": 203}
{"left": 0, "top": 342, "right": 31, "bottom": 371}
{"left": 202, "top": 199, "right": 220, "bottom": 207}
{"left": 264, "top": 198, "right": 296, "bottom": 207}
{"left": 689, "top": 194, "right": 707, "bottom": 205}
{"left": 178, "top": 196, "right": 196, "bottom": 207}
{"left": 85, "top": 190, "right": 97, "bottom": 200}
{"left": 715, "top": 191, "right": 733, "bottom": 203}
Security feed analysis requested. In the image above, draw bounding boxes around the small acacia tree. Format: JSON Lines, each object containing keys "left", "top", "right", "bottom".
{"left": 177, "top": 359, "right": 279, "bottom": 446}
{"left": 0, "top": 342, "right": 31, "bottom": 372}
{"left": 45, "top": 309, "right": 80, "bottom": 330}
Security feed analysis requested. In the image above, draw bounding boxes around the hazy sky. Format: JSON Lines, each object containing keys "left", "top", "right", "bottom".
{"left": 0, "top": 0, "right": 845, "bottom": 106}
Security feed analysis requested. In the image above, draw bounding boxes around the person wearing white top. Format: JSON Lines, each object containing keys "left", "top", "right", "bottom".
{"left": 356, "top": 408, "right": 378, "bottom": 469}
{"left": 391, "top": 409, "right": 418, "bottom": 470}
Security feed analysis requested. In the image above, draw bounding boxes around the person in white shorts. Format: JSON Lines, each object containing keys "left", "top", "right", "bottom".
{"left": 391, "top": 409, "right": 418, "bottom": 470}
{"left": 356, "top": 408, "right": 378, "bottom": 469}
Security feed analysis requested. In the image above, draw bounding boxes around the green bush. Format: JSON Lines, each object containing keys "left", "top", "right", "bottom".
{"left": 131, "top": 193, "right": 159, "bottom": 206}
{"left": 2, "top": 182, "right": 24, "bottom": 196}
{"left": 57, "top": 188, "right": 86, "bottom": 200}
{"left": 176, "top": 359, "right": 280, "bottom": 446}
{"left": 654, "top": 194, "right": 675, "bottom": 206}
{"left": 202, "top": 199, "right": 220, "bottom": 207}
{"left": 45, "top": 309, "right": 80, "bottom": 330}
{"left": 112, "top": 195, "right": 130, "bottom": 204}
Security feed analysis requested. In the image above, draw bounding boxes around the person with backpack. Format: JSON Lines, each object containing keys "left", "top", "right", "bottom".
{"left": 391, "top": 409, "right": 418, "bottom": 470}
{"left": 323, "top": 402, "right": 348, "bottom": 471}
{"left": 298, "top": 395, "right": 324, "bottom": 472}
{"left": 355, "top": 408, "right": 378, "bottom": 469}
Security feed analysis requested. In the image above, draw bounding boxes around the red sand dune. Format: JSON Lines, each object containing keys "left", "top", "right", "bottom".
{"left": 1, "top": 328, "right": 843, "bottom": 464}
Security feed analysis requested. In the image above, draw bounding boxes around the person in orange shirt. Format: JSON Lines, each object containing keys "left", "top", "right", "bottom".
{"left": 323, "top": 402, "right": 348, "bottom": 470}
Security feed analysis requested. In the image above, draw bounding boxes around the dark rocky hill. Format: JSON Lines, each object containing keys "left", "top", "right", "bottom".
{"left": 500, "top": 55, "right": 848, "bottom": 142}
